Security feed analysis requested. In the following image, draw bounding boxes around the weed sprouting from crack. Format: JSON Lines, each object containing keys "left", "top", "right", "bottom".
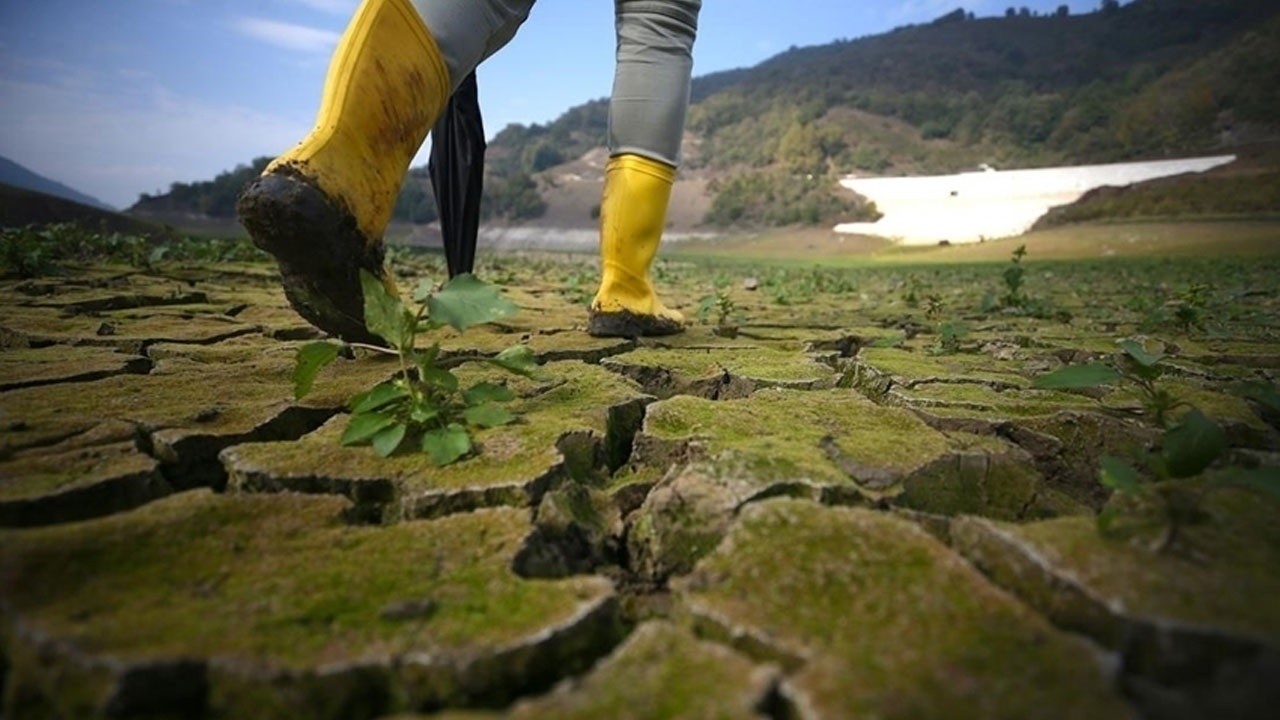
{"left": 293, "top": 270, "right": 540, "bottom": 465}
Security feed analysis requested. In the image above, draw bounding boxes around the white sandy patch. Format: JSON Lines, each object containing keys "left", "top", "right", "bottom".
{"left": 834, "top": 155, "right": 1236, "bottom": 245}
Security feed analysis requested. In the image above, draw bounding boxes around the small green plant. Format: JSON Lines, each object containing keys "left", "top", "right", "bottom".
{"left": 924, "top": 293, "right": 944, "bottom": 319}
{"left": 902, "top": 275, "right": 922, "bottom": 308}
{"left": 293, "top": 270, "right": 538, "bottom": 465}
{"left": 930, "top": 320, "right": 968, "bottom": 355}
{"left": 1000, "top": 244, "right": 1028, "bottom": 309}
{"left": 560, "top": 268, "right": 595, "bottom": 307}
{"left": 1033, "top": 340, "right": 1279, "bottom": 551}
{"left": 1, "top": 223, "right": 267, "bottom": 278}
{"left": 1, "top": 226, "right": 60, "bottom": 278}
{"left": 1169, "top": 282, "right": 1211, "bottom": 333}
{"left": 696, "top": 286, "right": 744, "bottom": 337}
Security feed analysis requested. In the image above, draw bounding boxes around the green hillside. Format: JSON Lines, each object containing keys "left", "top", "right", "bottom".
{"left": 126, "top": 0, "right": 1280, "bottom": 231}
{"left": 491, "top": 0, "right": 1280, "bottom": 227}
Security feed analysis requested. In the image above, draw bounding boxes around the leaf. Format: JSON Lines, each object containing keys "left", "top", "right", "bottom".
{"left": 427, "top": 273, "right": 518, "bottom": 332}
{"left": 360, "top": 269, "right": 413, "bottom": 349}
{"left": 1223, "top": 466, "right": 1280, "bottom": 504}
{"left": 1164, "top": 408, "right": 1227, "bottom": 478}
{"left": 420, "top": 365, "right": 459, "bottom": 392}
{"left": 371, "top": 422, "right": 407, "bottom": 458}
{"left": 350, "top": 382, "right": 410, "bottom": 414}
{"left": 1119, "top": 340, "right": 1166, "bottom": 368}
{"left": 422, "top": 423, "right": 472, "bottom": 465}
{"left": 412, "top": 278, "right": 436, "bottom": 303}
{"left": 464, "top": 382, "right": 516, "bottom": 405}
{"left": 1032, "top": 363, "right": 1122, "bottom": 390}
{"left": 1099, "top": 456, "right": 1142, "bottom": 493}
{"left": 341, "top": 412, "right": 398, "bottom": 446}
{"left": 463, "top": 403, "right": 516, "bottom": 428}
{"left": 490, "top": 345, "right": 539, "bottom": 377}
{"left": 293, "top": 341, "right": 341, "bottom": 399}
{"left": 410, "top": 404, "right": 439, "bottom": 424}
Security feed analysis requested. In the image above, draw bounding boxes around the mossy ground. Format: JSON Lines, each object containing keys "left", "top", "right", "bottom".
{"left": 2, "top": 244, "right": 1278, "bottom": 717}
{"left": 676, "top": 500, "right": 1133, "bottom": 719}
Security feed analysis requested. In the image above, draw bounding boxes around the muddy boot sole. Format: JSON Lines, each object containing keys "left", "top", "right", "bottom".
{"left": 237, "top": 171, "right": 386, "bottom": 345}
{"left": 587, "top": 308, "right": 685, "bottom": 338}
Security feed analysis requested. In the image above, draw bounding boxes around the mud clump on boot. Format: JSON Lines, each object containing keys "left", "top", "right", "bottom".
{"left": 237, "top": 171, "right": 389, "bottom": 345}
{"left": 588, "top": 308, "right": 684, "bottom": 339}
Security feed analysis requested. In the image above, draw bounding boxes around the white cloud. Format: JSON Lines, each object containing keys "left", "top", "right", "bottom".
{"left": 285, "top": 0, "right": 356, "bottom": 14}
{"left": 0, "top": 73, "right": 308, "bottom": 208}
{"left": 234, "top": 17, "right": 340, "bottom": 53}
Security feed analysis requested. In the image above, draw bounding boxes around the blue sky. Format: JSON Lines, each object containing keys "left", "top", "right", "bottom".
{"left": 0, "top": 0, "right": 1100, "bottom": 209}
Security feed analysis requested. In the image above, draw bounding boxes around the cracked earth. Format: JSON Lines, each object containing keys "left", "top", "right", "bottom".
{"left": 1, "top": 251, "right": 1278, "bottom": 719}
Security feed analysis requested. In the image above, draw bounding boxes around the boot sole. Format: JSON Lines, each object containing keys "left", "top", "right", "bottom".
{"left": 587, "top": 309, "right": 685, "bottom": 338}
{"left": 237, "top": 172, "right": 386, "bottom": 345}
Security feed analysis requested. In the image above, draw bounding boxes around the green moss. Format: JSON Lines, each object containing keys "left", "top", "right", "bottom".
{"left": 489, "top": 621, "right": 772, "bottom": 719}
{"left": 968, "top": 487, "right": 1280, "bottom": 642}
{"left": 857, "top": 347, "right": 1030, "bottom": 387}
{"left": 0, "top": 346, "right": 148, "bottom": 390}
{"left": 606, "top": 345, "right": 835, "bottom": 388}
{"left": 676, "top": 500, "right": 1131, "bottom": 720}
{"left": 641, "top": 388, "right": 950, "bottom": 486}
{"left": 0, "top": 491, "right": 611, "bottom": 669}
{"left": 896, "top": 382, "right": 1096, "bottom": 418}
{"left": 1, "top": 305, "right": 257, "bottom": 351}
{"left": 0, "top": 350, "right": 392, "bottom": 458}
{"left": 0, "top": 442, "right": 157, "bottom": 501}
{"left": 897, "top": 452, "right": 1041, "bottom": 521}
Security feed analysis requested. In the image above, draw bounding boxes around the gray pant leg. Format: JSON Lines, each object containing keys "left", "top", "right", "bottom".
{"left": 409, "top": 0, "right": 536, "bottom": 91}
{"left": 610, "top": 0, "right": 701, "bottom": 167}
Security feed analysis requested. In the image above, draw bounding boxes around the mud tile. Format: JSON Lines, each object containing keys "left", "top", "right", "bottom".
{"left": 426, "top": 621, "right": 777, "bottom": 720}
{"left": 0, "top": 491, "right": 619, "bottom": 717}
{"left": 675, "top": 500, "right": 1132, "bottom": 719}
{"left": 0, "top": 346, "right": 150, "bottom": 391}
{"left": 953, "top": 487, "right": 1280, "bottom": 718}
{"left": 3, "top": 307, "right": 258, "bottom": 352}
{"left": 603, "top": 346, "right": 836, "bottom": 399}
{"left": 0, "top": 441, "right": 169, "bottom": 526}
{"left": 0, "top": 352, "right": 396, "bottom": 486}
{"left": 633, "top": 388, "right": 950, "bottom": 495}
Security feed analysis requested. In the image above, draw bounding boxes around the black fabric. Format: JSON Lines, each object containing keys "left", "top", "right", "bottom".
{"left": 429, "top": 71, "right": 485, "bottom": 278}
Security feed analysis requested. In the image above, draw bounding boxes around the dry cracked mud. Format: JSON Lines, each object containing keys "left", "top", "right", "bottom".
{"left": 2, "top": 253, "right": 1279, "bottom": 719}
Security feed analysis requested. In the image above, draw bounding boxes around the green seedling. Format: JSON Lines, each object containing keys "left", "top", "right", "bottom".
{"left": 924, "top": 293, "right": 944, "bottom": 319}
{"left": 930, "top": 320, "right": 968, "bottom": 355}
{"left": 1034, "top": 339, "right": 1279, "bottom": 551}
{"left": 1170, "top": 282, "right": 1211, "bottom": 333}
{"left": 293, "top": 270, "right": 539, "bottom": 465}
{"left": 1000, "top": 244, "right": 1028, "bottom": 309}
{"left": 902, "top": 275, "right": 922, "bottom": 308}
{"left": 1034, "top": 339, "right": 1182, "bottom": 426}
{"left": 696, "top": 286, "right": 744, "bottom": 338}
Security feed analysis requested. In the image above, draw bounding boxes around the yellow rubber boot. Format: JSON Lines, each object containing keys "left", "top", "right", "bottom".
{"left": 588, "top": 154, "right": 686, "bottom": 338}
{"left": 237, "top": 0, "right": 449, "bottom": 344}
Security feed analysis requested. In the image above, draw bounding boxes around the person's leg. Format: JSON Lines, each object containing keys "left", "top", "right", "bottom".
{"left": 589, "top": 0, "right": 701, "bottom": 338}
{"left": 238, "top": 0, "right": 533, "bottom": 344}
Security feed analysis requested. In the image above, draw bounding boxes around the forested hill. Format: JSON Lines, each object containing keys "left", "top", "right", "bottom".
{"left": 684, "top": 0, "right": 1278, "bottom": 166}
{"left": 131, "top": 0, "right": 1280, "bottom": 229}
